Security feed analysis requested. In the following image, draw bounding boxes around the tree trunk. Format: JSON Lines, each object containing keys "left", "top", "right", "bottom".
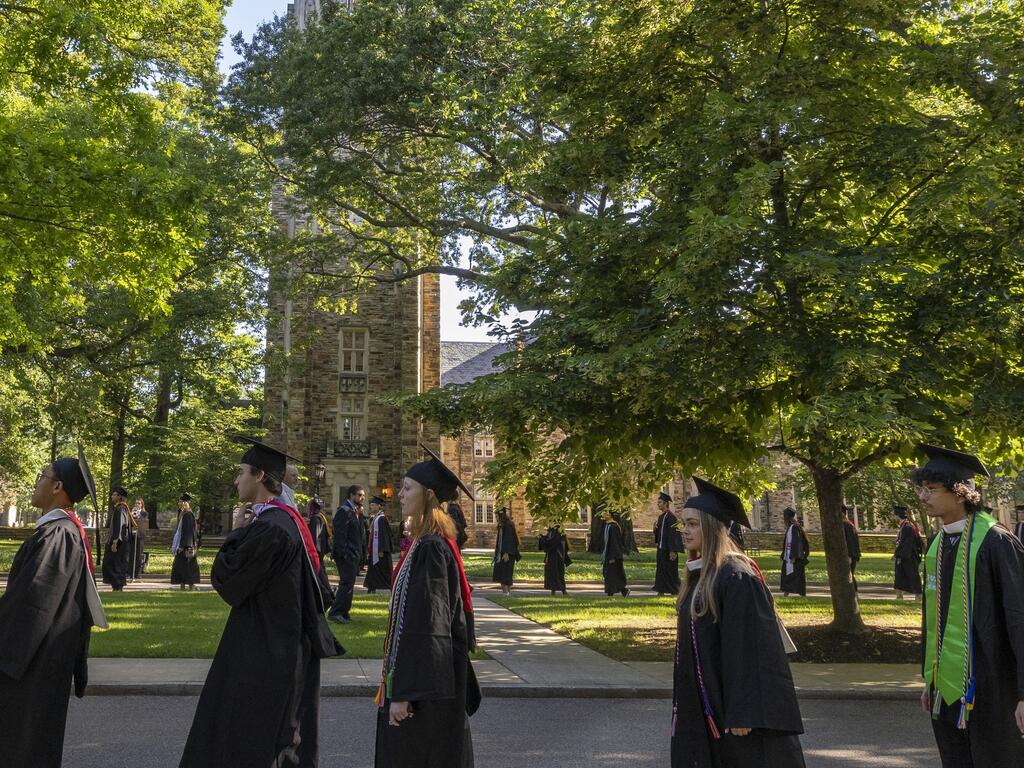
{"left": 144, "top": 366, "right": 174, "bottom": 530}
{"left": 109, "top": 401, "right": 127, "bottom": 507}
{"left": 811, "top": 466, "right": 867, "bottom": 634}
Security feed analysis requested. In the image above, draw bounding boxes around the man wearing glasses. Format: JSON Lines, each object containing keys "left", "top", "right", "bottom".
{"left": 915, "top": 444, "right": 1024, "bottom": 767}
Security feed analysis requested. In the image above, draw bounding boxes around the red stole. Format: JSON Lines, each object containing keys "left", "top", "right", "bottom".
{"left": 63, "top": 509, "right": 95, "bottom": 575}
{"left": 263, "top": 500, "right": 322, "bottom": 574}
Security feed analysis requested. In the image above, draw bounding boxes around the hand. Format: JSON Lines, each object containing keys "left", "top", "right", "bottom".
{"left": 501, "top": 553, "right": 509, "bottom": 562}
{"left": 233, "top": 508, "right": 250, "bottom": 529}
{"left": 920, "top": 687, "right": 931, "bottom": 715}
{"left": 1016, "top": 700, "right": 1024, "bottom": 735}
{"left": 111, "top": 541, "right": 118, "bottom": 553}
{"left": 726, "top": 727, "right": 751, "bottom": 736}
{"left": 389, "top": 700, "right": 413, "bottom": 726}
{"left": 669, "top": 552, "right": 678, "bottom": 561}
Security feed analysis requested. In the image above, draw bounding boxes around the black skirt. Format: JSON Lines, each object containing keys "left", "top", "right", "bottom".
{"left": 171, "top": 552, "right": 201, "bottom": 585}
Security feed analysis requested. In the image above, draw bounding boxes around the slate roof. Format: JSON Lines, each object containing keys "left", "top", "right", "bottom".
{"left": 440, "top": 341, "right": 508, "bottom": 387}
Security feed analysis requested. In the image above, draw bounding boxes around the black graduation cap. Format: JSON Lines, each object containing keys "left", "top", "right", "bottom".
{"left": 369, "top": 496, "right": 385, "bottom": 505}
{"left": 233, "top": 436, "right": 299, "bottom": 482}
{"left": 658, "top": 492, "right": 672, "bottom": 503}
{"left": 111, "top": 486, "right": 128, "bottom": 498}
{"left": 917, "top": 444, "right": 989, "bottom": 481}
{"left": 893, "top": 504, "right": 908, "bottom": 518}
{"left": 78, "top": 444, "right": 99, "bottom": 512}
{"left": 406, "top": 445, "right": 474, "bottom": 503}
{"left": 179, "top": 493, "right": 192, "bottom": 502}
{"left": 683, "top": 477, "right": 752, "bottom": 530}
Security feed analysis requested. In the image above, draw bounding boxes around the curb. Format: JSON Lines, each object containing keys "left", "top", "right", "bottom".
{"left": 85, "top": 682, "right": 918, "bottom": 702}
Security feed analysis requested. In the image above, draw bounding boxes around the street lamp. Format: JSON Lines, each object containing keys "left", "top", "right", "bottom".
{"left": 314, "top": 462, "right": 326, "bottom": 499}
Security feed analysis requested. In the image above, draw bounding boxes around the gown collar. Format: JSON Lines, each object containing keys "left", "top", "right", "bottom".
{"left": 942, "top": 518, "right": 968, "bottom": 535}
{"left": 36, "top": 508, "right": 69, "bottom": 527}
{"left": 686, "top": 557, "right": 703, "bottom": 572}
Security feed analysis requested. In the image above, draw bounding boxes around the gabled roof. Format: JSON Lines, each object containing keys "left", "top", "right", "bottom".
{"left": 440, "top": 341, "right": 507, "bottom": 387}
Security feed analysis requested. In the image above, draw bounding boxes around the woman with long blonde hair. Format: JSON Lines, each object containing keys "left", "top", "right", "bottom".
{"left": 672, "top": 477, "right": 805, "bottom": 768}
{"left": 375, "top": 447, "right": 480, "bottom": 768}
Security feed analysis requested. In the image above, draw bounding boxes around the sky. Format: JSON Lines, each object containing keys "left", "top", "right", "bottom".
{"left": 219, "top": 1, "right": 515, "bottom": 343}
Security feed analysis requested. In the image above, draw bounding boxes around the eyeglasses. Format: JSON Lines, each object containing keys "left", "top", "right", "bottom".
{"left": 36, "top": 470, "right": 57, "bottom": 484}
{"left": 915, "top": 485, "right": 946, "bottom": 498}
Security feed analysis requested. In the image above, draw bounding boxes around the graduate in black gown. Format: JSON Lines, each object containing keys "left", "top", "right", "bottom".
{"left": 131, "top": 498, "right": 147, "bottom": 579}
{"left": 779, "top": 508, "right": 809, "bottom": 597}
{"left": 538, "top": 525, "right": 570, "bottom": 595}
{"left": 893, "top": 505, "right": 923, "bottom": 598}
{"left": 365, "top": 496, "right": 395, "bottom": 593}
{"left": 913, "top": 445, "right": 1024, "bottom": 768}
{"left": 102, "top": 486, "right": 132, "bottom": 590}
{"left": 602, "top": 511, "right": 629, "bottom": 597}
{"left": 449, "top": 500, "right": 469, "bottom": 549}
{"left": 726, "top": 520, "right": 745, "bottom": 551}
{"left": 179, "top": 437, "right": 342, "bottom": 768}
{"left": 492, "top": 508, "right": 519, "bottom": 595}
{"left": 1012, "top": 504, "right": 1023, "bottom": 544}
{"left": 375, "top": 446, "right": 481, "bottom": 768}
{"left": 171, "top": 493, "right": 201, "bottom": 589}
{"left": 842, "top": 506, "right": 861, "bottom": 593}
{"left": 653, "top": 492, "right": 683, "bottom": 595}
{"left": 672, "top": 477, "right": 805, "bottom": 768}
{"left": 0, "top": 450, "right": 108, "bottom": 768}
{"left": 308, "top": 497, "right": 332, "bottom": 572}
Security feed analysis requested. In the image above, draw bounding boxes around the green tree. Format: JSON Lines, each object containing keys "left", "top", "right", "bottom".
{"left": 0, "top": 1, "right": 272, "bottom": 531}
{"left": 229, "top": 0, "right": 1024, "bottom": 633}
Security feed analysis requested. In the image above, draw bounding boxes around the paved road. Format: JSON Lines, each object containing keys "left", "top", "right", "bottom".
{"left": 64, "top": 696, "right": 938, "bottom": 767}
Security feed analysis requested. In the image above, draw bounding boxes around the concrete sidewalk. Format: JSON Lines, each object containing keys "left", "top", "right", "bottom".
{"left": 82, "top": 596, "right": 921, "bottom": 701}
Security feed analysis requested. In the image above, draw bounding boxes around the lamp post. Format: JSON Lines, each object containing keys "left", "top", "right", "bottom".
{"left": 314, "top": 462, "right": 326, "bottom": 500}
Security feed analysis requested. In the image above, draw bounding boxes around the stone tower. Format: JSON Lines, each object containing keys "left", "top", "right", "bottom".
{"left": 265, "top": 2, "right": 440, "bottom": 508}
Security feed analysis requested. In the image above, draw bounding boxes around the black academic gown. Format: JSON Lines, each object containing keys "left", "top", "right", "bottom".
{"left": 727, "top": 522, "right": 745, "bottom": 551}
{"left": 450, "top": 505, "right": 469, "bottom": 549}
{"left": 843, "top": 520, "right": 861, "bottom": 591}
{"left": 924, "top": 524, "right": 1024, "bottom": 767}
{"left": 672, "top": 561, "right": 806, "bottom": 768}
{"left": 365, "top": 514, "right": 395, "bottom": 592}
{"left": 538, "top": 528, "right": 568, "bottom": 592}
{"left": 179, "top": 506, "right": 342, "bottom": 768}
{"left": 309, "top": 512, "right": 331, "bottom": 572}
{"left": 102, "top": 503, "right": 131, "bottom": 589}
{"left": 602, "top": 522, "right": 629, "bottom": 596}
{"left": 654, "top": 511, "right": 683, "bottom": 595}
{"left": 375, "top": 534, "right": 480, "bottom": 768}
{"left": 0, "top": 516, "right": 98, "bottom": 768}
{"left": 171, "top": 510, "right": 201, "bottom": 586}
{"left": 779, "top": 524, "right": 808, "bottom": 596}
{"left": 132, "top": 513, "right": 146, "bottom": 578}
{"left": 361, "top": 514, "right": 373, "bottom": 568}
{"left": 491, "top": 521, "right": 519, "bottom": 586}
{"left": 894, "top": 521, "right": 923, "bottom": 594}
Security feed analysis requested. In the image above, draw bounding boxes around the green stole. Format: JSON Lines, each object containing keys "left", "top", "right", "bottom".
{"left": 923, "top": 511, "right": 998, "bottom": 726}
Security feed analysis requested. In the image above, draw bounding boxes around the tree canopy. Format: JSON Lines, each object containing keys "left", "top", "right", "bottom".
{"left": 0, "top": 1, "right": 272, "bottom": 522}
{"left": 229, "top": 0, "right": 1024, "bottom": 631}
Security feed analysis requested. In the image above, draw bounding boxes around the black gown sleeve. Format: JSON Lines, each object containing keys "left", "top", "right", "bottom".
{"left": 606, "top": 525, "right": 624, "bottom": 560}
{"left": 211, "top": 519, "right": 293, "bottom": 608}
{"left": 985, "top": 532, "right": 1024, "bottom": 699}
{"left": 717, "top": 568, "right": 803, "bottom": 734}
{"left": 390, "top": 538, "right": 459, "bottom": 702}
{"left": 0, "top": 524, "right": 82, "bottom": 680}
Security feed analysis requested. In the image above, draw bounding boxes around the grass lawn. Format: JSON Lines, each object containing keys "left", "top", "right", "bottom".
{"left": 463, "top": 547, "right": 899, "bottom": 587}
{"left": 4, "top": 539, "right": 899, "bottom": 588}
{"left": 490, "top": 594, "right": 921, "bottom": 662}
{"left": 89, "top": 591, "right": 390, "bottom": 658}
{"left": 0, "top": 538, "right": 219, "bottom": 576}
